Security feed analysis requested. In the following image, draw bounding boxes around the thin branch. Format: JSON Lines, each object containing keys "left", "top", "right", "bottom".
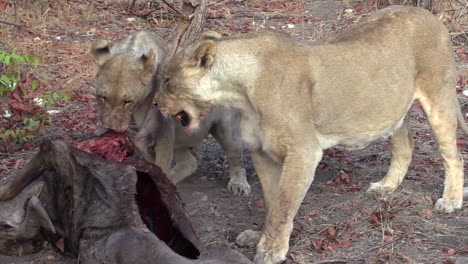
{"left": 0, "top": 19, "right": 22, "bottom": 28}
{"left": 0, "top": 152, "right": 26, "bottom": 156}
{"left": 312, "top": 259, "right": 350, "bottom": 264}
{"left": 129, "top": 9, "right": 158, "bottom": 18}
{"left": 454, "top": 0, "right": 467, "bottom": 7}
{"left": 160, "top": 0, "right": 184, "bottom": 17}
{"left": 365, "top": 235, "right": 405, "bottom": 253}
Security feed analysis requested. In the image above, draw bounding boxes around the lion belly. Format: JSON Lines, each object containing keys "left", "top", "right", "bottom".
{"left": 316, "top": 113, "right": 407, "bottom": 150}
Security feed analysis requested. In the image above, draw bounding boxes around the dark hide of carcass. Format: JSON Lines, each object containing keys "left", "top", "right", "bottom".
{"left": 0, "top": 139, "right": 253, "bottom": 264}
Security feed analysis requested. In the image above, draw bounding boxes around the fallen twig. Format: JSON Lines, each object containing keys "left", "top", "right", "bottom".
{"left": 0, "top": 152, "right": 26, "bottom": 157}
{"left": 160, "top": 0, "right": 184, "bottom": 17}
{"left": 365, "top": 235, "right": 404, "bottom": 253}
{"left": 129, "top": 9, "right": 158, "bottom": 19}
{"left": 312, "top": 259, "right": 349, "bottom": 264}
{"left": 0, "top": 19, "right": 22, "bottom": 28}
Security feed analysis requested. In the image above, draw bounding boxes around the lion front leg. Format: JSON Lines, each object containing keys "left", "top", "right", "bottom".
{"left": 210, "top": 113, "right": 250, "bottom": 196}
{"left": 236, "top": 150, "right": 281, "bottom": 248}
{"left": 254, "top": 147, "right": 322, "bottom": 264}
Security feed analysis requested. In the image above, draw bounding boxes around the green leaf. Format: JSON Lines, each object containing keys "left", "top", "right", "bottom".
{"left": 23, "top": 135, "right": 36, "bottom": 142}
{"left": 63, "top": 93, "right": 70, "bottom": 102}
{"left": 10, "top": 53, "right": 22, "bottom": 62}
{"left": 23, "top": 54, "right": 31, "bottom": 64}
{"left": 31, "top": 80, "right": 37, "bottom": 90}
{"left": 52, "top": 92, "right": 61, "bottom": 102}
{"left": 4, "top": 130, "right": 15, "bottom": 138}
{"left": 0, "top": 75, "right": 11, "bottom": 86}
{"left": 4, "top": 55, "right": 11, "bottom": 66}
{"left": 23, "top": 118, "right": 39, "bottom": 130}
{"left": 32, "top": 57, "right": 40, "bottom": 67}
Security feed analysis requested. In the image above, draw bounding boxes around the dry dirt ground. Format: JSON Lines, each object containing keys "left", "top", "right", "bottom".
{"left": 0, "top": 0, "right": 467, "bottom": 263}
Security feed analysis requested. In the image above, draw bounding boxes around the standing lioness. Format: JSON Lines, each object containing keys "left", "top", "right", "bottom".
{"left": 155, "top": 6, "right": 467, "bottom": 264}
{"left": 90, "top": 31, "right": 250, "bottom": 195}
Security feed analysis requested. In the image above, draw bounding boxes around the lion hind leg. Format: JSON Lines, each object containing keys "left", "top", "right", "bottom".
{"left": 417, "top": 84, "right": 464, "bottom": 213}
{"left": 166, "top": 148, "right": 200, "bottom": 184}
{"left": 368, "top": 116, "right": 413, "bottom": 196}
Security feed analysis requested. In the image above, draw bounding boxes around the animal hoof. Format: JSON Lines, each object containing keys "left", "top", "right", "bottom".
{"left": 434, "top": 198, "right": 462, "bottom": 213}
{"left": 253, "top": 249, "right": 287, "bottom": 264}
{"left": 236, "top": 230, "right": 260, "bottom": 248}
{"left": 366, "top": 182, "right": 396, "bottom": 197}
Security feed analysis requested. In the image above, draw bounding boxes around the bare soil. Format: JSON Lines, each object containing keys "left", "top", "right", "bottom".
{"left": 0, "top": 0, "right": 467, "bottom": 263}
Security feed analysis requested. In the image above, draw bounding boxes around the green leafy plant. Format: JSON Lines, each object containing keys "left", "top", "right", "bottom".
{"left": 0, "top": 118, "right": 40, "bottom": 144}
{"left": 0, "top": 50, "right": 72, "bottom": 147}
{"left": 0, "top": 50, "right": 40, "bottom": 96}
{"left": 37, "top": 91, "right": 72, "bottom": 109}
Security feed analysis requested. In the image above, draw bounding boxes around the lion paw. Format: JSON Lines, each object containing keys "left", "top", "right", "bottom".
{"left": 228, "top": 178, "right": 251, "bottom": 196}
{"left": 434, "top": 198, "right": 462, "bottom": 213}
{"left": 254, "top": 247, "right": 287, "bottom": 264}
{"left": 367, "top": 181, "right": 396, "bottom": 197}
{"left": 236, "top": 230, "right": 261, "bottom": 248}
{"left": 228, "top": 169, "right": 251, "bottom": 196}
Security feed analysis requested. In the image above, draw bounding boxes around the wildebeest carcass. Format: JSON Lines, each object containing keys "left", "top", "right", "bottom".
{"left": 0, "top": 138, "right": 252, "bottom": 264}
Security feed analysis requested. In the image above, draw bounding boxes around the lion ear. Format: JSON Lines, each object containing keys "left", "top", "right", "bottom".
{"left": 90, "top": 39, "right": 111, "bottom": 66}
{"left": 193, "top": 40, "right": 217, "bottom": 69}
{"left": 140, "top": 50, "right": 156, "bottom": 84}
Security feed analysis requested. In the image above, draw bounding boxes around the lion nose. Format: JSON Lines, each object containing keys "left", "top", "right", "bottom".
{"left": 153, "top": 92, "right": 160, "bottom": 106}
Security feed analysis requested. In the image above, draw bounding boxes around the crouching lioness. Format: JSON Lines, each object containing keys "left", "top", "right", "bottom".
{"left": 90, "top": 31, "right": 250, "bottom": 195}
{"left": 154, "top": 7, "right": 467, "bottom": 264}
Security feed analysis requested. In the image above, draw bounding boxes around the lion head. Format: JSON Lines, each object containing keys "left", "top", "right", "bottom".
{"left": 91, "top": 39, "right": 157, "bottom": 132}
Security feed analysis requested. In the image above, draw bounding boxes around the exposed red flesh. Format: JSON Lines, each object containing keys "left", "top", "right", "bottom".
{"left": 75, "top": 132, "right": 133, "bottom": 162}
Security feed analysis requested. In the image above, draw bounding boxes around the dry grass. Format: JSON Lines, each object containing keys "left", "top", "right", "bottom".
{"left": 347, "top": 0, "right": 467, "bottom": 44}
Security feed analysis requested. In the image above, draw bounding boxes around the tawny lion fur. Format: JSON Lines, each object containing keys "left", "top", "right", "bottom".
{"left": 90, "top": 31, "right": 250, "bottom": 195}
{"left": 155, "top": 7, "right": 467, "bottom": 264}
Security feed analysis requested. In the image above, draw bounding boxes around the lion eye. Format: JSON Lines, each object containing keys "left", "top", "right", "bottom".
{"left": 0, "top": 223, "right": 14, "bottom": 230}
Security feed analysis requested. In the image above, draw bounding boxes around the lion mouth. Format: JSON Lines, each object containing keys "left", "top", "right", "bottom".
{"left": 175, "top": 111, "right": 190, "bottom": 127}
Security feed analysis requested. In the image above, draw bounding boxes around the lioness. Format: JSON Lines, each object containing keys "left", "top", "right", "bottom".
{"left": 90, "top": 31, "right": 250, "bottom": 195}
{"left": 154, "top": 7, "right": 467, "bottom": 264}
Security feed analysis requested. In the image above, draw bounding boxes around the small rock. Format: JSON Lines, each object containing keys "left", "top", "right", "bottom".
{"left": 126, "top": 17, "right": 136, "bottom": 22}
{"left": 55, "top": 36, "right": 62, "bottom": 40}
{"left": 47, "top": 110, "right": 61, "bottom": 115}
{"left": 463, "top": 89, "right": 468, "bottom": 96}
{"left": 2, "top": 110, "right": 12, "bottom": 118}
{"left": 287, "top": 24, "right": 294, "bottom": 29}
{"left": 33, "top": 37, "right": 41, "bottom": 42}
{"left": 33, "top": 97, "right": 44, "bottom": 107}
